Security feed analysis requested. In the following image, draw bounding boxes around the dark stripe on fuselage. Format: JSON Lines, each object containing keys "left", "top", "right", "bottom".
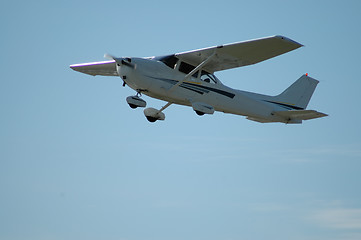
{"left": 148, "top": 76, "right": 235, "bottom": 99}
{"left": 180, "top": 83, "right": 208, "bottom": 94}
{"left": 147, "top": 76, "right": 235, "bottom": 98}
{"left": 182, "top": 82, "right": 235, "bottom": 99}
{"left": 180, "top": 85, "right": 205, "bottom": 95}
{"left": 263, "top": 100, "right": 304, "bottom": 110}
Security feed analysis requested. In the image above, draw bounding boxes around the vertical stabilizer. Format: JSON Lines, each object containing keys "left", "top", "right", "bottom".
{"left": 275, "top": 74, "right": 319, "bottom": 109}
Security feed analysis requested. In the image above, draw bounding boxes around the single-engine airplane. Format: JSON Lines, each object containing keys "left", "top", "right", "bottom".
{"left": 70, "top": 35, "right": 327, "bottom": 123}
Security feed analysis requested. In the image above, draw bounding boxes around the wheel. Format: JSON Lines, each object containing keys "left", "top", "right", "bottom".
{"left": 195, "top": 111, "right": 205, "bottom": 116}
{"left": 146, "top": 116, "right": 158, "bottom": 122}
{"left": 129, "top": 104, "right": 138, "bottom": 109}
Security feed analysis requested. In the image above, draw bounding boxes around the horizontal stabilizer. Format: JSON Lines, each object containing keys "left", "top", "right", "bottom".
{"left": 275, "top": 110, "right": 328, "bottom": 121}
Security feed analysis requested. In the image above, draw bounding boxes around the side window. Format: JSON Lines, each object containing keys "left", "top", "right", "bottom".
{"left": 200, "top": 72, "right": 217, "bottom": 84}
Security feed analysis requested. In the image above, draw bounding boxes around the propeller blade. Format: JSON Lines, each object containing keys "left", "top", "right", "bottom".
{"left": 104, "top": 53, "right": 116, "bottom": 60}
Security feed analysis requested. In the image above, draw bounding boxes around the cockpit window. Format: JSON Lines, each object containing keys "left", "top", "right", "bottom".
{"left": 158, "top": 55, "right": 178, "bottom": 69}
{"left": 179, "top": 62, "right": 194, "bottom": 74}
{"left": 156, "top": 56, "right": 220, "bottom": 83}
{"left": 179, "top": 61, "right": 198, "bottom": 77}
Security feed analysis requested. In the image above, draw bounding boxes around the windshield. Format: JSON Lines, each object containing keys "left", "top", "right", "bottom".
{"left": 156, "top": 55, "right": 178, "bottom": 69}
{"left": 156, "top": 56, "right": 222, "bottom": 84}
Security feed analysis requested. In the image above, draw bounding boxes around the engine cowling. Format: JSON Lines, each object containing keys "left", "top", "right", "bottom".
{"left": 192, "top": 102, "right": 214, "bottom": 116}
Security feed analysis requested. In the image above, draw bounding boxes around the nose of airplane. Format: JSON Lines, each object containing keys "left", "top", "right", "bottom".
{"left": 116, "top": 58, "right": 135, "bottom": 78}
{"left": 104, "top": 54, "right": 135, "bottom": 69}
{"left": 104, "top": 54, "right": 135, "bottom": 79}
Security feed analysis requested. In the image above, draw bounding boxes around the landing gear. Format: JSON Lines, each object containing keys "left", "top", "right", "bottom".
{"left": 195, "top": 111, "right": 205, "bottom": 116}
{"left": 126, "top": 92, "right": 146, "bottom": 109}
{"left": 143, "top": 102, "right": 172, "bottom": 123}
{"left": 127, "top": 91, "right": 171, "bottom": 123}
{"left": 192, "top": 102, "right": 214, "bottom": 116}
{"left": 146, "top": 116, "right": 158, "bottom": 123}
{"left": 129, "top": 104, "right": 138, "bottom": 109}
{"left": 144, "top": 107, "right": 166, "bottom": 123}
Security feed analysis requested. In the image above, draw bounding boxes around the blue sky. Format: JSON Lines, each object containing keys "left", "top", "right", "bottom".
{"left": 1, "top": 1, "right": 361, "bottom": 240}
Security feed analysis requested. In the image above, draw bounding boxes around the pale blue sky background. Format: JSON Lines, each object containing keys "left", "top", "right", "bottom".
{"left": 1, "top": 1, "right": 361, "bottom": 240}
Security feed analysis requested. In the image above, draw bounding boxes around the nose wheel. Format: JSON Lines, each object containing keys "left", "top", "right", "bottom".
{"left": 126, "top": 92, "right": 147, "bottom": 109}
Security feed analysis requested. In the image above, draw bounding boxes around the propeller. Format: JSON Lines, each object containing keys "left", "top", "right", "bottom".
{"left": 104, "top": 53, "right": 117, "bottom": 61}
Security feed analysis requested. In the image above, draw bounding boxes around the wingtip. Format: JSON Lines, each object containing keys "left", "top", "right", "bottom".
{"left": 276, "top": 35, "right": 304, "bottom": 48}
{"left": 321, "top": 112, "right": 328, "bottom": 117}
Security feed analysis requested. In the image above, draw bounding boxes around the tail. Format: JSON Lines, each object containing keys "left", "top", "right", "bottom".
{"left": 274, "top": 74, "right": 318, "bottom": 109}
{"left": 272, "top": 74, "right": 327, "bottom": 123}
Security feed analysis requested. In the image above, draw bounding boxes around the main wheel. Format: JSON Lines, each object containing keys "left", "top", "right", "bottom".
{"left": 129, "top": 103, "right": 138, "bottom": 109}
{"left": 195, "top": 111, "right": 205, "bottom": 116}
{"left": 146, "top": 116, "right": 158, "bottom": 122}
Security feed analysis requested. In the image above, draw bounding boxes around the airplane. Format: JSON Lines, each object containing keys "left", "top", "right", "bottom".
{"left": 70, "top": 35, "right": 327, "bottom": 124}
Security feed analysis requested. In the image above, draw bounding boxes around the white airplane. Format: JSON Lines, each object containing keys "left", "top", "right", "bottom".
{"left": 70, "top": 35, "right": 327, "bottom": 123}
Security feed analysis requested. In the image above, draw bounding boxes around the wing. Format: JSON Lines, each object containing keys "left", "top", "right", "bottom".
{"left": 175, "top": 35, "right": 303, "bottom": 73}
{"left": 70, "top": 60, "right": 118, "bottom": 76}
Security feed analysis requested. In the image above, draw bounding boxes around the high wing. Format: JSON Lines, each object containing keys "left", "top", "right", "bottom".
{"left": 70, "top": 36, "right": 302, "bottom": 76}
{"left": 70, "top": 60, "right": 117, "bottom": 76}
{"left": 175, "top": 35, "right": 303, "bottom": 73}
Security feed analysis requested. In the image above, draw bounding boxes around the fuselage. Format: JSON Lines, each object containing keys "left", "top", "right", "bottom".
{"left": 117, "top": 57, "right": 289, "bottom": 123}
{"left": 70, "top": 36, "right": 326, "bottom": 124}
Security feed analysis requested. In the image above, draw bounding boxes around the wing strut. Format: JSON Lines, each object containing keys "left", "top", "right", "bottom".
{"left": 168, "top": 51, "right": 216, "bottom": 93}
